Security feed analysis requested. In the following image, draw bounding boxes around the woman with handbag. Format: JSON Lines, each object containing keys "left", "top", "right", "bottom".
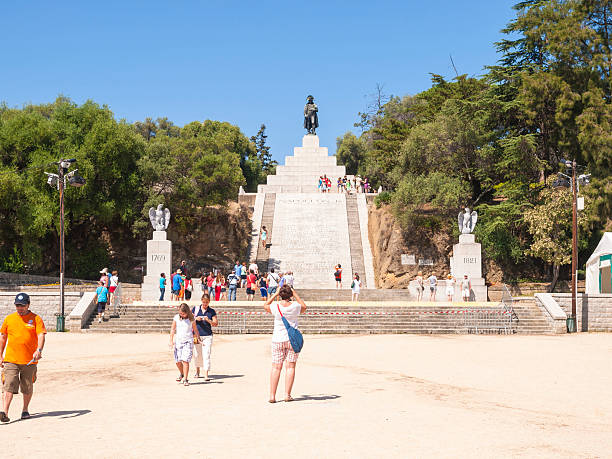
{"left": 263, "top": 285, "right": 307, "bottom": 403}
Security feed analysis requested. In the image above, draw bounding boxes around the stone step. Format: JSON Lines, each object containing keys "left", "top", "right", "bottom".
{"left": 285, "top": 156, "right": 338, "bottom": 167}
{"left": 275, "top": 166, "right": 346, "bottom": 176}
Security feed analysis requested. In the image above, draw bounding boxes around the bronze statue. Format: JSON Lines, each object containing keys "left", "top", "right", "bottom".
{"left": 304, "top": 95, "right": 318, "bottom": 134}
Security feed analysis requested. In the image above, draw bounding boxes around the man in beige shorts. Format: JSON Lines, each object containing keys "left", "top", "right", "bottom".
{"left": 1, "top": 293, "right": 47, "bottom": 423}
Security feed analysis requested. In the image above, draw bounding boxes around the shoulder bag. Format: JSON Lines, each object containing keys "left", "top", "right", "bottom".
{"left": 277, "top": 304, "right": 303, "bottom": 353}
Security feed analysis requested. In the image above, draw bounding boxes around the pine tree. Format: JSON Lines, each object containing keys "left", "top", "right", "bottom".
{"left": 250, "top": 124, "right": 277, "bottom": 174}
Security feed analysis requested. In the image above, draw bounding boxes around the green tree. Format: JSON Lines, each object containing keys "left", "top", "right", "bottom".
{"left": 250, "top": 124, "right": 276, "bottom": 175}
{"left": 335, "top": 132, "right": 366, "bottom": 175}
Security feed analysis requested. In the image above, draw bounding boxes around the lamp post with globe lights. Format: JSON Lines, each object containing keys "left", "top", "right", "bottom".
{"left": 45, "top": 159, "right": 86, "bottom": 331}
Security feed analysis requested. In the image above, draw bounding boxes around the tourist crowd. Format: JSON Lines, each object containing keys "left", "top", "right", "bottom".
{"left": 318, "top": 175, "right": 371, "bottom": 193}
{"left": 154, "top": 260, "right": 297, "bottom": 303}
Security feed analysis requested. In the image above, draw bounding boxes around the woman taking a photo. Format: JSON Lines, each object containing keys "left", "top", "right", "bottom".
{"left": 263, "top": 285, "right": 307, "bottom": 403}
{"left": 170, "top": 303, "right": 200, "bottom": 386}
{"left": 191, "top": 293, "right": 218, "bottom": 380}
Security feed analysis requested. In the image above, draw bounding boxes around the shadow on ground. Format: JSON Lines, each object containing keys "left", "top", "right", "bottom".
{"left": 292, "top": 394, "right": 341, "bottom": 402}
{"left": 210, "top": 374, "right": 244, "bottom": 380}
{"left": 30, "top": 410, "right": 91, "bottom": 419}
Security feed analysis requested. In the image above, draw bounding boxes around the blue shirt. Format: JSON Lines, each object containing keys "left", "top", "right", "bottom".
{"left": 96, "top": 286, "right": 108, "bottom": 303}
{"left": 159, "top": 277, "right": 166, "bottom": 289}
{"left": 173, "top": 275, "right": 183, "bottom": 291}
{"left": 192, "top": 306, "right": 217, "bottom": 336}
{"left": 234, "top": 264, "right": 241, "bottom": 277}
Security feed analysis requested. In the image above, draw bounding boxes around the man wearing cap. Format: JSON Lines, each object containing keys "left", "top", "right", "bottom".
{"left": 172, "top": 269, "right": 183, "bottom": 301}
{"left": 0, "top": 293, "right": 46, "bottom": 423}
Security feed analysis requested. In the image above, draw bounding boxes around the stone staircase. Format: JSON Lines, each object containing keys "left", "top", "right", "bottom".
{"left": 345, "top": 194, "right": 367, "bottom": 287}
{"left": 268, "top": 193, "right": 353, "bottom": 288}
{"left": 84, "top": 298, "right": 554, "bottom": 334}
{"left": 255, "top": 193, "right": 275, "bottom": 273}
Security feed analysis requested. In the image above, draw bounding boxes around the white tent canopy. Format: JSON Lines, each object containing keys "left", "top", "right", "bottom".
{"left": 585, "top": 232, "right": 612, "bottom": 294}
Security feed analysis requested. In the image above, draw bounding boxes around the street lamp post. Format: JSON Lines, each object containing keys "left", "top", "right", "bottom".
{"left": 45, "top": 159, "right": 85, "bottom": 332}
{"left": 571, "top": 160, "right": 577, "bottom": 325}
{"left": 58, "top": 161, "right": 66, "bottom": 332}
{"left": 558, "top": 160, "right": 590, "bottom": 332}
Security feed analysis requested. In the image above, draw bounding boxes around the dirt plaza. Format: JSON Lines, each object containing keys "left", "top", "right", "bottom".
{"left": 1, "top": 333, "right": 611, "bottom": 458}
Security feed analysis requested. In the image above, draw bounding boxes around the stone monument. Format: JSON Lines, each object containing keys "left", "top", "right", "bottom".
{"left": 141, "top": 205, "right": 172, "bottom": 301}
{"left": 450, "top": 208, "right": 487, "bottom": 301}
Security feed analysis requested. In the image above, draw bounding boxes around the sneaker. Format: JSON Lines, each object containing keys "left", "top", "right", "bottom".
{"left": 0, "top": 412, "right": 9, "bottom": 423}
{"left": 176, "top": 375, "right": 184, "bottom": 382}
{"left": 98, "top": 317, "right": 102, "bottom": 323}
{"left": 21, "top": 411, "right": 30, "bottom": 420}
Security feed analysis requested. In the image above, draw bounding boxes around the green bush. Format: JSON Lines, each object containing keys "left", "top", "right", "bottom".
{"left": 0, "top": 246, "right": 25, "bottom": 273}
{"left": 374, "top": 191, "right": 392, "bottom": 208}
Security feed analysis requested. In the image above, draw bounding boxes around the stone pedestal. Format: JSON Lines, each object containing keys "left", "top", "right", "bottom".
{"left": 141, "top": 231, "right": 172, "bottom": 301}
{"left": 450, "top": 233, "right": 488, "bottom": 301}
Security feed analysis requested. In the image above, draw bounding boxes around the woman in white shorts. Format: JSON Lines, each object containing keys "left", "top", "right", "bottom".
{"left": 170, "top": 303, "right": 200, "bottom": 386}
{"left": 445, "top": 274, "right": 455, "bottom": 302}
{"left": 351, "top": 273, "right": 361, "bottom": 301}
{"left": 264, "top": 285, "right": 307, "bottom": 403}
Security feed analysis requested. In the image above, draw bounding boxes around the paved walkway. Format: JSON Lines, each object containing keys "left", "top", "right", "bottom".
{"left": 2, "top": 333, "right": 611, "bottom": 457}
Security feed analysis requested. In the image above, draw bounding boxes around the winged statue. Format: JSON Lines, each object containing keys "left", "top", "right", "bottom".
{"left": 149, "top": 204, "right": 171, "bottom": 231}
{"left": 458, "top": 208, "right": 477, "bottom": 234}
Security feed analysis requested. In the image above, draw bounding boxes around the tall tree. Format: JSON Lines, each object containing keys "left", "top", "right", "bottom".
{"left": 250, "top": 124, "right": 276, "bottom": 175}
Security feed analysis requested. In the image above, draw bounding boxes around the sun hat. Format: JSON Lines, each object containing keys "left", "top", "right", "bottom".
{"left": 100, "top": 268, "right": 108, "bottom": 274}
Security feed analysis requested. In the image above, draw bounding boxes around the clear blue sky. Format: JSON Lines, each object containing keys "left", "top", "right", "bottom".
{"left": 1, "top": 1, "right": 517, "bottom": 162}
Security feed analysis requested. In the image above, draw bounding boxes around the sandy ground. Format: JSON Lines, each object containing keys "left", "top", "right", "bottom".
{"left": 1, "top": 333, "right": 611, "bottom": 458}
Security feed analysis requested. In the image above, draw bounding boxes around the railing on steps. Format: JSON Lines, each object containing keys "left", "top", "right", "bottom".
{"left": 464, "top": 285, "right": 516, "bottom": 334}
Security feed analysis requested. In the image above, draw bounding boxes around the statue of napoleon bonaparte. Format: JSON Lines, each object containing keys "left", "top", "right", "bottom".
{"left": 304, "top": 95, "right": 319, "bottom": 134}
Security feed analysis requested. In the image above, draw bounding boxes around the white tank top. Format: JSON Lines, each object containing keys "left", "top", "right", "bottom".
{"left": 174, "top": 314, "right": 193, "bottom": 344}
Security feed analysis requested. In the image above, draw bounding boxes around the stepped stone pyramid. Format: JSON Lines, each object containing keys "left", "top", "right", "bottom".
{"left": 258, "top": 135, "right": 345, "bottom": 193}
{"left": 246, "top": 135, "right": 376, "bottom": 289}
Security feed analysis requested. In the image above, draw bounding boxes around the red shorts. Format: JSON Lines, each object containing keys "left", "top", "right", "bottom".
{"left": 109, "top": 286, "right": 116, "bottom": 293}
{"left": 271, "top": 341, "right": 299, "bottom": 364}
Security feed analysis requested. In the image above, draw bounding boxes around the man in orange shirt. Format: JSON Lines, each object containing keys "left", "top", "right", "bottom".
{"left": 0, "top": 293, "right": 46, "bottom": 423}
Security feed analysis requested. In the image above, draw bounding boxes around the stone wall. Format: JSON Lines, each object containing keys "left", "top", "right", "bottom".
{"left": 238, "top": 194, "right": 257, "bottom": 209}
{"left": 0, "top": 272, "right": 96, "bottom": 287}
{"left": 0, "top": 292, "right": 83, "bottom": 331}
{"left": 552, "top": 293, "right": 612, "bottom": 332}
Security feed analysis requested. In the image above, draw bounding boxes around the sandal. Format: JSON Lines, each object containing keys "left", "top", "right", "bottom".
{"left": 183, "top": 380, "right": 190, "bottom": 386}
{"left": 285, "top": 396, "right": 294, "bottom": 402}
{"left": 176, "top": 375, "right": 184, "bottom": 382}
{"left": 268, "top": 399, "right": 276, "bottom": 404}
{"left": 21, "top": 412, "right": 31, "bottom": 420}
{"left": 0, "top": 411, "right": 9, "bottom": 423}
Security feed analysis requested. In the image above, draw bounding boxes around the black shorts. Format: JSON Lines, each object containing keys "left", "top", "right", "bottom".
{"left": 246, "top": 288, "right": 254, "bottom": 295}
{"left": 241, "top": 274, "right": 247, "bottom": 280}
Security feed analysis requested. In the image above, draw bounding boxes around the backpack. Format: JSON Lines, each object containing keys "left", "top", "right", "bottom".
{"left": 277, "top": 304, "right": 303, "bottom": 353}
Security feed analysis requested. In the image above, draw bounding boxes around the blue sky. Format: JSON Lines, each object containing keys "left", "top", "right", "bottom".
{"left": 1, "top": 1, "right": 517, "bottom": 162}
